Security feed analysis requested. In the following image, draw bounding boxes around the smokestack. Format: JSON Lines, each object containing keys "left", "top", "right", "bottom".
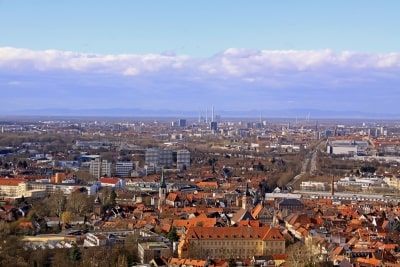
{"left": 198, "top": 110, "right": 201, "bottom": 123}
{"left": 212, "top": 106, "right": 215, "bottom": 122}
{"left": 206, "top": 108, "right": 208, "bottom": 123}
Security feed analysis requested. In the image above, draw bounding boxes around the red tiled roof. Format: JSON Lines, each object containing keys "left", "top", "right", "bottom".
{"left": 186, "top": 226, "right": 284, "bottom": 241}
{"left": 0, "top": 178, "right": 25, "bottom": 186}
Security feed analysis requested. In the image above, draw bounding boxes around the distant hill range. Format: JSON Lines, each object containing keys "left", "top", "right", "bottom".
{"left": 1, "top": 108, "right": 399, "bottom": 119}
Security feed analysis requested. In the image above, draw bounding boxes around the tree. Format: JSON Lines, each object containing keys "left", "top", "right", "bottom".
{"left": 116, "top": 254, "right": 128, "bottom": 267}
{"left": 73, "top": 169, "right": 96, "bottom": 183}
{"left": 69, "top": 243, "right": 81, "bottom": 262}
{"left": 109, "top": 189, "right": 117, "bottom": 206}
{"left": 228, "top": 258, "right": 236, "bottom": 267}
{"left": 48, "top": 190, "right": 66, "bottom": 217}
{"left": 167, "top": 227, "right": 179, "bottom": 242}
{"left": 286, "top": 242, "right": 319, "bottom": 267}
{"left": 66, "top": 191, "right": 92, "bottom": 216}
{"left": 61, "top": 211, "right": 72, "bottom": 225}
{"left": 0, "top": 235, "right": 28, "bottom": 266}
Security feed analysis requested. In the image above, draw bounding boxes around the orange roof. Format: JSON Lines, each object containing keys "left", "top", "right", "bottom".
{"left": 196, "top": 181, "right": 218, "bottom": 189}
{"left": 167, "top": 192, "right": 179, "bottom": 202}
{"left": 169, "top": 258, "right": 207, "bottom": 267}
{"left": 251, "top": 203, "right": 263, "bottom": 218}
{"left": 355, "top": 257, "right": 381, "bottom": 266}
{"left": 186, "top": 226, "right": 284, "bottom": 241}
{"left": 237, "top": 220, "right": 260, "bottom": 227}
{"left": 0, "top": 178, "right": 25, "bottom": 186}
{"left": 173, "top": 217, "right": 216, "bottom": 228}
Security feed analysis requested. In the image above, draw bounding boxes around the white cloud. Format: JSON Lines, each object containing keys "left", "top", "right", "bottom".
{"left": 1, "top": 46, "right": 400, "bottom": 113}
{"left": 1, "top": 47, "right": 400, "bottom": 79}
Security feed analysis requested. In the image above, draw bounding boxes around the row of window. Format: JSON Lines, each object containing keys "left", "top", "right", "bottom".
{"left": 199, "top": 240, "right": 264, "bottom": 246}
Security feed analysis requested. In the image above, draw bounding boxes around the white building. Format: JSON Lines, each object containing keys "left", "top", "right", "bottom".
{"left": 336, "top": 176, "right": 384, "bottom": 189}
{"left": 90, "top": 158, "right": 112, "bottom": 178}
{"left": 99, "top": 177, "right": 125, "bottom": 189}
{"left": 300, "top": 181, "right": 328, "bottom": 191}
{"left": 327, "top": 140, "right": 369, "bottom": 156}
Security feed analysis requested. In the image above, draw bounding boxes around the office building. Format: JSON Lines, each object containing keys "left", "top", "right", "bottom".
{"left": 115, "top": 161, "right": 134, "bottom": 177}
{"left": 210, "top": 121, "right": 218, "bottom": 133}
{"left": 177, "top": 149, "right": 190, "bottom": 170}
{"left": 159, "top": 149, "right": 173, "bottom": 167}
{"left": 178, "top": 119, "right": 187, "bottom": 127}
{"left": 145, "top": 148, "right": 160, "bottom": 167}
{"left": 90, "top": 158, "right": 112, "bottom": 178}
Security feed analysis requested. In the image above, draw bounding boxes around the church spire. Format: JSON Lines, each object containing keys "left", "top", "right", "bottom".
{"left": 245, "top": 183, "right": 251, "bottom": 196}
{"left": 160, "top": 168, "right": 166, "bottom": 188}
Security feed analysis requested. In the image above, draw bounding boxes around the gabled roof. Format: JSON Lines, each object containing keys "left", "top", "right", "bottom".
{"left": 231, "top": 209, "right": 255, "bottom": 224}
{"left": 186, "top": 226, "right": 284, "bottom": 241}
{"left": 252, "top": 203, "right": 263, "bottom": 218}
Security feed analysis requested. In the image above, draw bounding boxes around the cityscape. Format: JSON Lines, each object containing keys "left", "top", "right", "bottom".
{"left": 1, "top": 1, "right": 400, "bottom": 267}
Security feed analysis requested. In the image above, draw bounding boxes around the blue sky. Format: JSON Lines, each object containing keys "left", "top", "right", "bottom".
{"left": 1, "top": 1, "right": 399, "bottom": 56}
{"left": 1, "top": 1, "right": 400, "bottom": 116}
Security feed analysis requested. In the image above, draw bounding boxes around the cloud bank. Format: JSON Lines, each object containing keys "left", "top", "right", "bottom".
{"left": 1, "top": 47, "right": 400, "bottom": 115}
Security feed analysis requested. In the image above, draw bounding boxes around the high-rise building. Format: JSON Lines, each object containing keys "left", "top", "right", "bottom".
{"left": 90, "top": 158, "right": 111, "bottom": 178}
{"left": 115, "top": 161, "right": 134, "bottom": 177}
{"left": 145, "top": 148, "right": 174, "bottom": 168}
{"left": 145, "top": 148, "right": 160, "bottom": 167}
{"left": 159, "top": 149, "right": 173, "bottom": 167}
{"left": 177, "top": 149, "right": 190, "bottom": 170}
{"left": 210, "top": 121, "right": 218, "bottom": 133}
{"left": 178, "top": 119, "right": 187, "bottom": 127}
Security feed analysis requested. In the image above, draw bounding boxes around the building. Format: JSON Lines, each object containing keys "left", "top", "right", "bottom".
{"left": 300, "top": 181, "right": 328, "bottom": 191}
{"left": 99, "top": 177, "right": 125, "bottom": 189}
{"left": 145, "top": 148, "right": 160, "bottom": 167}
{"left": 177, "top": 150, "right": 190, "bottom": 170}
{"left": 327, "top": 140, "right": 369, "bottom": 156}
{"left": 158, "top": 171, "right": 167, "bottom": 210}
{"left": 115, "top": 161, "right": 134, "bottom": 177}
{"left": 138, "top": 241, "right": 172, "bottom": 264}
{"left": 28, "top": 182, "right": 98, "bottom": 196}
{"left": 210, "top": 121, "right": 218, "bottom": 133}
{"left": 178, "top": 119, "right": 187, "bottom": 128}
{"left": 179, "top": 226, "right": 285, "bottom": 259}
{"left": 159, "top": 149, "right": 173, "bottom": 167}
{"left": 0, "top": 178, "right": 29, "bottom": 198}
{"left": 277, "top": 198, "right": 304, "bottom": 215}
{"left": 90, "top": 158, "right": 112, "bottom": 178}
{"left": 0, "top": 178, "right": 46, "bottom": 199}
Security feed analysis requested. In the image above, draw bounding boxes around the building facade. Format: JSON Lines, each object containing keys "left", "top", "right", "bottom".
{"left": 115, "top": 161, "right": 134, "bottom": 177}
{"left": 177, "top": 149, "right": 190, "bottom": 170}
{"left": 179, "top": 226, "right": 285, "bottom": 259}
{"left": 90, "top": 158, "right": 112, "bottom": 178}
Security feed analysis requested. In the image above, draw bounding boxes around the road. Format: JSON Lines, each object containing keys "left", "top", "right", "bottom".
{"left": 287, "top": 140, "right": 324, "bottom": 190}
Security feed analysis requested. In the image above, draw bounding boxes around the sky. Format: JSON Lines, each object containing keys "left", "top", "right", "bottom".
{"left": 1, "top": 1, "right": 400, "bottom": 117}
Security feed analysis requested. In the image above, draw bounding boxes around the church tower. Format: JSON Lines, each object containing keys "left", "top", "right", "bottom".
{"left": 242, "top": 183, "right": 252, "bottom": 210}
{"left": 158, "top": 169, "right": 167, "bottom": 210}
